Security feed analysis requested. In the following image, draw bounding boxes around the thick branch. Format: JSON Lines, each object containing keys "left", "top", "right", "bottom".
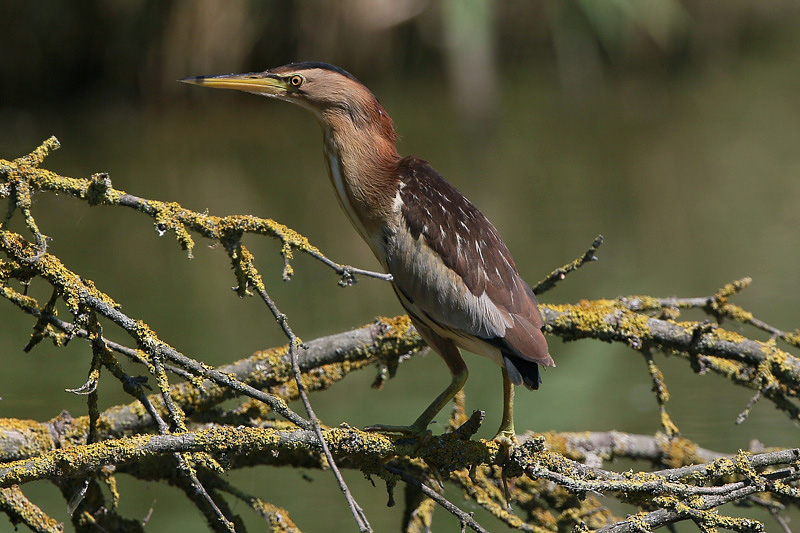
{"left": 0, "top": 316, "right": 422, "bottom": 462}
{"left": 1, "top": 425, "right": 796, "bottom": 520}
{"left": 0, "top": 485, "right": 62, "bottom": 533}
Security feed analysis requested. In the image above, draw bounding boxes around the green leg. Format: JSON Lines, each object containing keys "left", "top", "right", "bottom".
{"left": 412, "top": 367, "right": 468, "bottom": 429}
{"left": 366, "top": 323, "right": 468, "bottom": 436}
{"left": 493, "top": 367, "right": 518, "bottom": 444}
{"left": 365, "top": 367, "right": 468, "bottom": 436}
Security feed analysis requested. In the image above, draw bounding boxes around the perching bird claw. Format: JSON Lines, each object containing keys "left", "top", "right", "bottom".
{"left": 363, "top": 423, "right": 432, "bottom": 442}
{"left": 492, "top": 429, "right": 519, "bottom": 448}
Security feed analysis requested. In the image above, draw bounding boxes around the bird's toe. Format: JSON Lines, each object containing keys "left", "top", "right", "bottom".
{"left": 492, "top": 429, "right": 519, "bottom": 448}
{"left": 364, "top": 423, "right": 432, "bottom": 440}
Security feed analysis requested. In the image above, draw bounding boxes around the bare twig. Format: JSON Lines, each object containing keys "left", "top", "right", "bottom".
{"left": 386, "top": 466, "right": 490, "bottom": 533}
{"left": 252, "top": 280, "right": 373, "bottom": 532}
{"left": 532, "top": 234, "right": 603, "bottom": 295}
{"left": 768, "top": 506, "right": 793, "bottom": 533}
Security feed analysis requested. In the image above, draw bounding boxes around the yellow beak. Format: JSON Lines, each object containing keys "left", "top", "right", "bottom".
{"left": 179, "top": 72, "right": 288, "bottom": 96}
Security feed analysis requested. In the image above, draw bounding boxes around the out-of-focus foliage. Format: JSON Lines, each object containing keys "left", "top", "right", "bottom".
{"left": 1, "top": 0, "right": 798, "bottom": 107}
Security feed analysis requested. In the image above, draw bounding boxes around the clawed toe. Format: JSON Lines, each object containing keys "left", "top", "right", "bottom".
{"left": 364, "top": 423, "right": 431, "bottom": 439}
{"left": 492, "top": 429, "right": 519, "bottom": 447}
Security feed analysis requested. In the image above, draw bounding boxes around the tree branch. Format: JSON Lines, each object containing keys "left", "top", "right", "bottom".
{"left": 2, "top": 139, "right": 799, "bottom": 531}
{"left": 532, "top": 234, "right": 603, "bottom": 295}
{"left": 385, "top": 465, "right": 490, "bottom": 533}
{"left": 0, "top": 137, "right": 390, "bottom": 285}
{"left": 0, "top": 485, "right": 62, "bottom": 533}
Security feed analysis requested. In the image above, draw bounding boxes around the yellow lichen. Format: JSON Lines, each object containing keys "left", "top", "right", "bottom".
{"left": 0, "top": 485, "right": 64, "bottom": 532}
{"left": 659, "top": 434, "right": 700, "bottom": 469}
{"left": 375, "top": 314, "right": 414, "bottom": 337}
{"left": 0, "top": 418, "right": 55, "bottom": 460}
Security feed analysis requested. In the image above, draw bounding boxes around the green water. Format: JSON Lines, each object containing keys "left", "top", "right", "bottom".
{"left": 1, "top": 54, "right": 798, "bottom": 531}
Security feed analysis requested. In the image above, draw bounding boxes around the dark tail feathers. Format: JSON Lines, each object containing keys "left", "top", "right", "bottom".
{"left": 503, "top": 354, "right": 542, "bottom": 390}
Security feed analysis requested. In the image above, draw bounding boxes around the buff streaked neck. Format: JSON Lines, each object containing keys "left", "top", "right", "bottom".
{"left": 316, "top": 97, "right": 402, "bottom": 240}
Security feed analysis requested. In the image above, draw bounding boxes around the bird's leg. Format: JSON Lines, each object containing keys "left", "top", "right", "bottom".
{"left": 493, "top": 367, "right": 518, "bottom": 445}
{"left": 494, "top": 368, "right": 520, "bottom": 509}
{"left": 366, "top": 330, "right": 467, "bottom": 436}
{"left": 365, "top": 368, "right": 468, "bottom": 436}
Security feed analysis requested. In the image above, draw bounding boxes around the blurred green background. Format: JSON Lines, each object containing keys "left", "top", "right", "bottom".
{"left": 1, "top": 1, "right": 798, "bottom": 531}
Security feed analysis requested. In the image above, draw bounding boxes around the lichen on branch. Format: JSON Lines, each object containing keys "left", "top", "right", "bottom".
{"left": 0, "top": 139, "right": 798, "bottom": 532}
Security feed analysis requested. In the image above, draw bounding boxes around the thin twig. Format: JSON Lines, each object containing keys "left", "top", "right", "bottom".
{"left": 97, "top": 330, "right": 235, "bottom": 532}
{"left": 254, "top": 284, "right": 373, "bottom": 532}
{"left": 385, "top": 466, "right": 490, "bottom": 533}
{"left": 768, "top": 506, "right": 793, "bottom": 533}
{"left": 642, "top": 348, "right": 679, "bottom": 437}
{"left": 532, "top": 234, "right": 603, "bottom": 295}
{"left": 0, "top": 229, "right": 313, "bottom": 430}
{"left": 85, "top": 291, "right": 313, "bottom": 430}
{"left": 216, "top": 229, "right": 372, "bottom": 531}
{"left": 736, "top": 388, "right": 765, "bottom": 425}
{"left": 204, "top": 475, "right": 301, "bottom": 532}
{"left": 304, "top": 250, "right": 393, "bottom": 285}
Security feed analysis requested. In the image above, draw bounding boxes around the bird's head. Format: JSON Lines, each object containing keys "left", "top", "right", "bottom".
{"left": 181, "top": 62, "right": 396, "bottom": 141}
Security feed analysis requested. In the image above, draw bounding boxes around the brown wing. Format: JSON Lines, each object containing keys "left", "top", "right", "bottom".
{"left": 388, "top": 157, "right": 553, "bottom": 380}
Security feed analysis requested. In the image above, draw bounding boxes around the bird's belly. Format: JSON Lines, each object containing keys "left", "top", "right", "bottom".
{"left": 385, "top": 225, "right": 510, "bottom": 367}
{"left": 393, "top": 282, "right": 505, "bottom": 367}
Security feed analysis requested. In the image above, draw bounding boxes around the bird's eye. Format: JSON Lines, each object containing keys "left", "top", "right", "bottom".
{"left": 288, "top": 75, "right": 304, "bottom": 88}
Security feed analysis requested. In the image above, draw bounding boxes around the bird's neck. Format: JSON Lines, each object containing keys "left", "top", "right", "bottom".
{"left": 319, "top": 109, "right": 401, "bottom": 251}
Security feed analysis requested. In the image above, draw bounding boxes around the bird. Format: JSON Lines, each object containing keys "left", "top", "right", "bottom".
{"left": 181, "top": 62, "right": 553, "bottom": 443}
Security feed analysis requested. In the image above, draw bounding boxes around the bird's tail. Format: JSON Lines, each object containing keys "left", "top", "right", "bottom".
{"left": 503, "top": 354, "right": 542, "bottom": 390}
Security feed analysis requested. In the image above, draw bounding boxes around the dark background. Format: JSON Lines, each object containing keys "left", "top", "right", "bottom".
{"left": 1, "top": 1, "right": 798, "bottom": 531}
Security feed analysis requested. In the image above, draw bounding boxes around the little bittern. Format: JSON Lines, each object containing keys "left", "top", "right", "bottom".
{"left": 182, "top": 62, "right": 553, "bottom": 442}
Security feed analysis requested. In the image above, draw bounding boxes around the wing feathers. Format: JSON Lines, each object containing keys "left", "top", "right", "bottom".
{"left": 391, "top": 156, "right": 552, "bottom": 369}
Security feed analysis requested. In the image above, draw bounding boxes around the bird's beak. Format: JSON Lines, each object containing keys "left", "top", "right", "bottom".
{"left": 179, "top": 72, "right": 288, "bottom": 96}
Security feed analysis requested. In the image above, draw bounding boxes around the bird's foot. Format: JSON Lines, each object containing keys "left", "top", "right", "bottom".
{"left": 363, "top": 423, "right": 432, "bottom": 440}
{"left": 492, "top": 429, "right": 519, "bottom": 448}
{"left": 492, "top": 429, "right": 518, "bottom": 511}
